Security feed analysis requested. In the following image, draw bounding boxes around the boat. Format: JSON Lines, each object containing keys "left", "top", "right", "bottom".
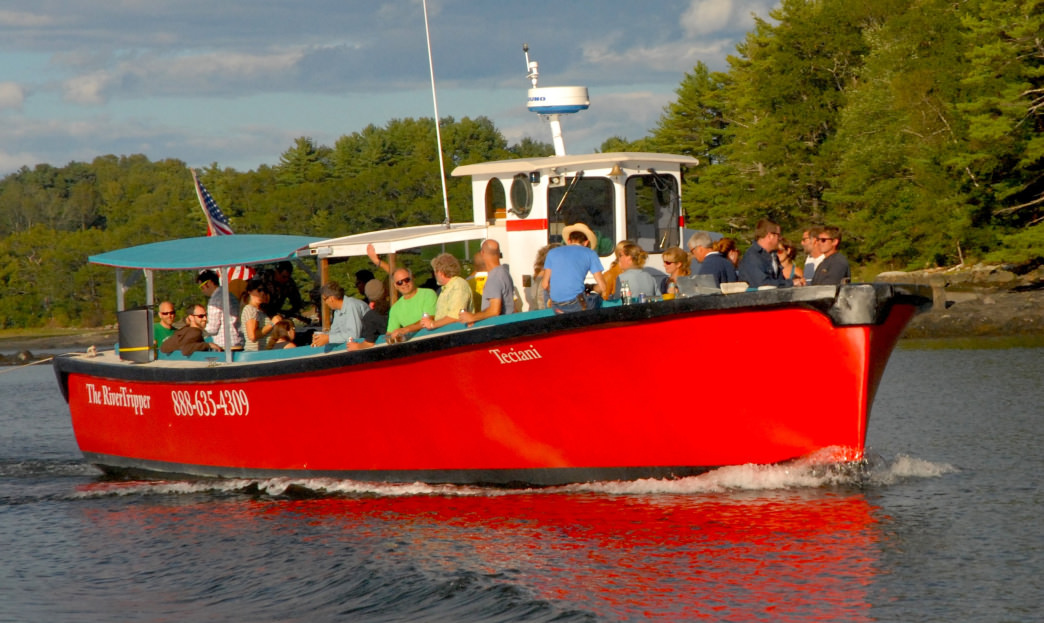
{"left": 52, "top": 48, "right": 932, "bottom": 486}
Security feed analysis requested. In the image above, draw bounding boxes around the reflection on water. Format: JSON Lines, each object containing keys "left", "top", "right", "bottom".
{"left": 59, "top": 459, "right": 948, "bottom": 622}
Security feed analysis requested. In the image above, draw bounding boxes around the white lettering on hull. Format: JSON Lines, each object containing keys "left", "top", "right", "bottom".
{"left": 489, "top": 345, "right": 543, "bottom": 365}
{"left": 85, "top": 383, "right": 152, "bottom": 415}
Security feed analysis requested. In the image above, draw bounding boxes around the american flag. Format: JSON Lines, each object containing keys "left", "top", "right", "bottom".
{"left": 191, "top": 169, "right": 254, "bottom": 281}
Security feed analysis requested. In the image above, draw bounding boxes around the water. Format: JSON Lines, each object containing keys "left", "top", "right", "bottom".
{"left": 1, "top": 346, "right": 1041, "bottom": 622}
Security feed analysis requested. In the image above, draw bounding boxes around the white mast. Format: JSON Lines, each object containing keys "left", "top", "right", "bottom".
{"left": 423, "top": 0, "right": 451, "bottom": 226}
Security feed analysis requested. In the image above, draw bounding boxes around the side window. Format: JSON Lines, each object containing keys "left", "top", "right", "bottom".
{"left": 484, "top": 178, "right": 506, "bottom": 223}
{"left": 626, "top": 174, "right": 679, "bottom": 252}
{"left": 509, "top": 173, "right": 533, "bottom": 218}
{"left": 547, "top": 177, "right": 615, "bottom": 256}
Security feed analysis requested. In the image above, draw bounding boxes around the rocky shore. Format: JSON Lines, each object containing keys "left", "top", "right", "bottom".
{"left": 876, "top": 261, "right": 1044, "bottom": 339}
{"left": 2, "top": 264, "right": 1042, "bottom": 364}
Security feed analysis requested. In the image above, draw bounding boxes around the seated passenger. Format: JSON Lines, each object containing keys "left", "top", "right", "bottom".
{"left": 692, "top": 231, "right": 739, "bottom": 287}
{"left": 268, "top": 320, "right": 297, "bottom": 349}
{"left": 714, "top": 237, "right": 740, "bottom": 268}
{"left": 348, "top": 279, "right": 390, "bottom": 351}
{"left": 660, "top": 246, "right": 691, "bottom": 296}
{"left": 420, "top": 253, "right": 474, "bottom": 331}
{"left": 387, "top": 268, "right": 437, "bottom": 342}
{"left": 160, "top": 305, "right": 221, "bottom": 356}
{"left": 153, "top": 300, "right": 177, "bottom": 347}
{"left": 458, "top": 239, "right": 514, "bottom": 326}
{"left": 542, "top": 223, "right": 607, "bottom": 314}
{"left": 601, "top": 241, "right": 631, "bottom": 301}
{"left": 311, "top": 281, "right": 369, "bottom": 347}
{"left": 616, "top": 242, "right": 660, "bottom": 299}
{"left": 241, "top": 279, "right": 282, "bottom": 351}
{"left": 527, "top": 243, "right": 561, "bottom": 310}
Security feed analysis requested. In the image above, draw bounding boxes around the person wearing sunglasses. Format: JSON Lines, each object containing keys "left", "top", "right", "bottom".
{"left": 810, "top": 226, "right": 851, "bottom": 285}
{"left": 386, "top": 268, "right": 437, "bottom": 343}
{"left": 153, "top": 300, "right": 177, "bottom": 347}
{"left": 160, "top": 305, "right": 221, "bottom": 356}
{"left": 196, "top": 269, "right": 244, "bottom": 350}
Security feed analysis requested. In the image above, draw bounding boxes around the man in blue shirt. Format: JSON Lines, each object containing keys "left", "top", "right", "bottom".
{"left": 541, "top": 223, "right": 607, "bottom": 313}
{"left": 737, "top": 219, "right": 795, "bottom": 288}
{"left": 311, "top": 281, "right": 369, "bottom": 347}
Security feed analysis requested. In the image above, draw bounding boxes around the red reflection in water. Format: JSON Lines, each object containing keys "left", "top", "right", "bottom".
{"left": 78, "top": 487, "right": 880, "bottom": 621}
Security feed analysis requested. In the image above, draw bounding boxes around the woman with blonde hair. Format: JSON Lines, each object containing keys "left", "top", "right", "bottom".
{"left": 616, "top": 242, "right": 659, "bottom": 299}
{"left": 601, "top": 240, "right": 632, "bottom": 300}
{"left": 660, "top": 246, "right": 690, "bottom": 295}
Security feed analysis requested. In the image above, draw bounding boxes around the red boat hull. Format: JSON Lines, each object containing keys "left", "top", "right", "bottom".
{"left": 55, "top": 284, "right": 928, "bottom": 485}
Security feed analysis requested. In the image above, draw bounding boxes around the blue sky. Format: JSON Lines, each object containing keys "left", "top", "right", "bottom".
{"left": 0, "top": 0, "right": 776, "bottom": 176}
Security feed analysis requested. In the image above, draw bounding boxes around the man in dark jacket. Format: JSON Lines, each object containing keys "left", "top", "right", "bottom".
{"left": 737, "top": 219, "right": 795, "bottom": 288}
{"left": 160, "top": 305, "right": 221, "bottom": 356}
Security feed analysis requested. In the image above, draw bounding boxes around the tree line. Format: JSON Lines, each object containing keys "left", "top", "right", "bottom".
{"left": 0, "top": 0, "right": 1040, "bottom": 329}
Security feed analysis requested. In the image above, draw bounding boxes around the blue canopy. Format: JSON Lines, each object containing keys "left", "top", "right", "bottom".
{"left": 89, "top": 235, "right": 323, "bottom": 271}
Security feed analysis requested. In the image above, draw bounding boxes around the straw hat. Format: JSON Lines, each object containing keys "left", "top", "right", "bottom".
{"left": 562, "top": 223, "right": 597, "bottom": 249}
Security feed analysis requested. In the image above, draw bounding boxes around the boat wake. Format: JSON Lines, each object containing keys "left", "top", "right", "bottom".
{"left": 66, "top": 449, "right": 957, "bottom": 500}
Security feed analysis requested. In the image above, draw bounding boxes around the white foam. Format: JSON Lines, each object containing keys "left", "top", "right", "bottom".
{"left": 67, "top": 452, "right": 957, "bottom": 499}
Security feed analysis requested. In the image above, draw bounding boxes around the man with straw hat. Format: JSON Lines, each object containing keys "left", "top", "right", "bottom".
{"left": 541, "top": 223, "right": 607, "bottom": 314}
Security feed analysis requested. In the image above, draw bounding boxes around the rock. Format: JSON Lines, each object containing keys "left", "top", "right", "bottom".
{"left": 15, "top": 350, "right": 33, "bottom": 363}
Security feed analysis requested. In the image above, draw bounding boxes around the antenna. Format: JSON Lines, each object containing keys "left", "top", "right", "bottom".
{"left": 423, "top": 0, "right": 451, "bottom": 227}
{"left": 522, "top": 44, "right": 589, "bottom": 156}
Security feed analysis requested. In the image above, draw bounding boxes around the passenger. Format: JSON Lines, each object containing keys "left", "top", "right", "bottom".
{"left": 153, "top": 300, "right": 177, "bottom": 347}
{"left": 616, "top": 242, "right": 660, "bottom": 299}
{"left": 348, "top": 279, "right": 390, "bottom": 351}
{"left": 240, "top": 279, "right": 281, "bottom": 351}
{"left": 260, "top": 261, "right": 305, "bottom": 321}
{"left": 737, "top": 219, "right": 795, "bottom": 288}
{"left": 160, "top": 305, "right": 221, "bottom": 356}
{"left": 527, "top": 243, "right": 561, "bottom": 310}
{"left": 268, "top": 320, "right": 297, "bottom": 349}
{"left": 421, "top": 253, "right": 474, "bottom": 330}
{"left": 660, "top": 247, "right": 691, "bottom": 295}
{"left": 196, "top": 269, "right": 244, "bottom": 350}
{"left": 811, "top": 226, "right": 851, "bottom": 285}
{"left": 542, "top": 222, "right": 607, "bottom": 313}
{"left": 801, "top": 227, "right": 824, "bottom": 284}
{"left": 466, "top": 249, "right": 488, "bottom": 311}
{"left": 311, "top": 281, "right": 369, "bottom": 347}
{"left": 355, "top": 269, "right": 376, "bottom": 302}
{"left": 365, "top": 244, "right": 391, "bottom": 274}
{"left": 601, "top": 241, "right": 631, "bottom": 301}
{"left": 386, "top": 268, "right": 437, "bottom": 342}
{"left": 459, "top": 239, "right": 514, "bottom": 326}
{"left": 714, "top": 237, "right": 740, "bottom": 268}
{"left": 686, "top": 231, "right": 712, "bottom": 275}
{"left": 692, "top": 232, "right": 739, "bottom": 287}
{"left": 777, "top": 237, "right": 805, "bottom": 285}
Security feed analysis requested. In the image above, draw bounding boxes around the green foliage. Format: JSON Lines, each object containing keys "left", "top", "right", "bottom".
{"left": 1, "top": 1, "right": 1042, "bottom": 327}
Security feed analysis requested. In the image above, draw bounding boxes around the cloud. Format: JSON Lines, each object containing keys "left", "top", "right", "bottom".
{"left": 681, "top": 0, "right": 777, "bottom": 36}
{"left": 0, "top": 82, "right": 26, "bottom": 109}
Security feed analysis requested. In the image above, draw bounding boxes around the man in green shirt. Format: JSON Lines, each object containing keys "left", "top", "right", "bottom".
{"left": 153, "top": 300, "right": 177, "bottom": 348}
{"left": 387, "top": 268, "right": 437, "bottom": 342}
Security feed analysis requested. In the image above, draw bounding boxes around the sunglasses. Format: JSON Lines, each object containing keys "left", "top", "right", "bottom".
{"left": 663, "top": 260, "right": 677, "bottom": 265}
{"left": 193, "top": 313, "right": 207, "bottom": 318}
{"left": 159, "top": 311, "right": 175, "bottom": 316}
{"left": 817, "top": 237, "right": 834, "bottom": 242}
{"left": 395, "top": 277, "right": 412, "bottom": 286}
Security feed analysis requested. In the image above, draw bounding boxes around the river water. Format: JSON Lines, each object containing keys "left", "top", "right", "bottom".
{"left": 1, "top": 345, "right": 1040, "bottom": 622}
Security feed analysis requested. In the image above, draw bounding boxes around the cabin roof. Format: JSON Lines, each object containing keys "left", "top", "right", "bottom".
{"left": 303, "top": 223, "right": 489, "bottom": 259}
{"left": 89, "top": 235, "right": 324, "bottom": 270}
{"left": 451, "top": 151, "right": 699, "bottom": 178}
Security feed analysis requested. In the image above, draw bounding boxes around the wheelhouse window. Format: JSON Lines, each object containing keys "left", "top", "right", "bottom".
{"left": 547, "top": 176, "right": 615, "bottom": 256}
{"left": 483, "top": 178, "right": 506, "bottom": 223}
{"left": 625, "top": 173, "right": 680, "bottom": 252}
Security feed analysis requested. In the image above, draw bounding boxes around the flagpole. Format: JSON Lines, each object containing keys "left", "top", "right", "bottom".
{"left": 422, "top": 0, "right": 451, "bottom": 228}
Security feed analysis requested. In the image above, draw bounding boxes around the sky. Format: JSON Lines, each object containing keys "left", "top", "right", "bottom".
{"left": 0, "top": 0, "right": 777, "bottom": 176}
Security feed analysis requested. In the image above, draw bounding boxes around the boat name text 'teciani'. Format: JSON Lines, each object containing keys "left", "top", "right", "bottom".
{"left": 488, "top": 346, "right": 543, "bottom": 365}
